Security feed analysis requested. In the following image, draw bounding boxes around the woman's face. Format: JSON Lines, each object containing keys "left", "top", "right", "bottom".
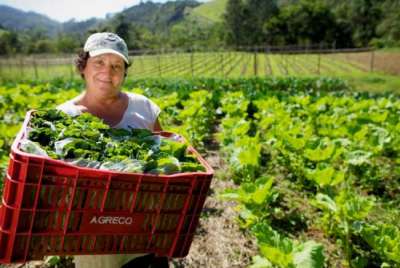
{"left": 82, "top": 53, "right": 125, "bottom": 96}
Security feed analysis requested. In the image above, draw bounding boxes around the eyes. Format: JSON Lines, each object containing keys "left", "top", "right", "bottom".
{"left": 92, "top": 58, "right": 124, "bottom": 73}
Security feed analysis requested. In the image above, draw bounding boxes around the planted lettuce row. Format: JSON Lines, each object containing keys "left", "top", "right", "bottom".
{"left": 218, "top": 87, "right": 400, "bottom": 267}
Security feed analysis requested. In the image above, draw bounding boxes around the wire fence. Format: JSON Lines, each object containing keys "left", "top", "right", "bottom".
{"left": 0, "top": 45, "right": 383, "bottom": 81}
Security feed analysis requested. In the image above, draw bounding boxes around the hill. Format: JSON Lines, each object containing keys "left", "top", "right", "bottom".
{"left": 0, "top": 5, "right": 60, "bottom": 35}
{"left": 117, "top": 1, "right": 201, "bottom": 31}
{"left": 0, "top": 1, "right": 204, "bottom": 36}
{"left": 190, "top": 0, "right": 228, "bottom": 23}
{"left": 60, "top": 18, "right": 103, "bottom": 36}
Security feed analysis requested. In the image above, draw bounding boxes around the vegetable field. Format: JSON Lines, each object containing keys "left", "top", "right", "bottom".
{"left": 128, "top": 52, "right": 369, "bottom": 78}
{"left": 1, "top": 50, "right": 397, "bottom": 81}
{"left": 0, "top": 78, "right": 400, "bottom": 268}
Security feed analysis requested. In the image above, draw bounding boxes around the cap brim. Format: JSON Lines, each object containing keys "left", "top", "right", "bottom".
{"left": 89, "top": 49, "right": 129, "bottom": 64}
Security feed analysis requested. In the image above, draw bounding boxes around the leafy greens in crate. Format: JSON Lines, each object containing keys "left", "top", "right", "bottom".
{"left": 21, "top": 109, "right": 205, "bottom": 174}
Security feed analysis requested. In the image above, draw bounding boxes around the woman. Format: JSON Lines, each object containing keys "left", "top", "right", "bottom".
{"left": 57, "top": 32, "right": 168, "bottom": 268}
{"left": 58, "top": 32, "right": 162, "bottom": 132}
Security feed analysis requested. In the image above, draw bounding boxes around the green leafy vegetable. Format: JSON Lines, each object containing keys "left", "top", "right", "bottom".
{"left": 22, "top": 109, "right": 206, "bottom": 174}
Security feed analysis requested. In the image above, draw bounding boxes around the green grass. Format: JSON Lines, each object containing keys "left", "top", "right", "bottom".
{"left": 0, "top": 64, "right": 78, "bottom": 81}
{"left": 341, "top": 73, "right": 400, "bottom": 93}
{"left": 190, "top": 0, "right": 228, "bottom": 22}
{"left": 378, "top": 47, "right": 400, "bottom": 52}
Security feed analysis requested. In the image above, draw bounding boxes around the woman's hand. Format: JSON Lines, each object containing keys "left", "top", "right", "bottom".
{"left": 153, "top": 118, "right": 162, "bottom": 132}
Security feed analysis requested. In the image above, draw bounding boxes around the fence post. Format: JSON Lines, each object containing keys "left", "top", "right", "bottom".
{"left": 45, "top": 55, "right": 50, "bottom": 79}
{"left": 317, "top": 54, "right": 321, "bottom": 75}
{"left": 370, "top": 49, "right": 375, "bottom": 72}
{"left": 220, "top": 49, "right": 224, "bottom": 77}
{"left": 253, "top": 47, "right": 258, "bottom": 76}
{"left": 19, "top": 56, "right": 24, "bottom": 78}
{"left": 282, "top": 52, "right": 288, "bottom": 75}
{"left": 7, "top": 58, "right": 12, "bottom": 80}
{"left": 175, "top": 51, "right": 179, "bottom": 76}
{"left": 265, "top": 45, "right": 271, "bottom": 76}
{"left": 317, "top": 43, "right": 322, "bottom": 75}
{"left": 69, "top": 56, "right": 75, "bottom": 80}
{"left": 140, "top": 55, "right": 145, "bottom": 76}
{"left": 0, "top": 58, "right": 3, "bottom": 78}
{"left": 157, "top": 50, "right": 162, "bottom": 77}
{"left": 190, "top": 48, "right": 194, "bottom": 77}
{"left": 33, "top": 57, "right": 38, "bottom": 80}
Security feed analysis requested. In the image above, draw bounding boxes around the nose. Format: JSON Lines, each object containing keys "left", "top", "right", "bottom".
{"left": 103, "top": 64, "right": 113, "bottom": 75}
{"left": 99, "top": 64, "right": 113, "bottom": 79}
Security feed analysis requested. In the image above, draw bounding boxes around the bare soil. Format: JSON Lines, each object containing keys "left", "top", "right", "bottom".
{"left": 333, "top": 51, "right": 400, "bottom": 75}
{"left": 170, "top": 151, "right": 257, "bottom": 268}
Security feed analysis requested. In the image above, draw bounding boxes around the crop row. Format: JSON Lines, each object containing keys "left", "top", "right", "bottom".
{"left": 0, "top": 52, "right": 370, "bottom": 81}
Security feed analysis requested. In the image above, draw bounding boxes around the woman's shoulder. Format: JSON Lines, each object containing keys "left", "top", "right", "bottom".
{"left": 125, "top": 92, "right": 152, "bottom": 102}
{"left": 125, "top": 92, "right": 159, "bottom": 110}
{"left": 57, "top": 95, "right": 85, "bottom": 117}
{"left": 123, "top": 92, "right": 160, "bottom": 120}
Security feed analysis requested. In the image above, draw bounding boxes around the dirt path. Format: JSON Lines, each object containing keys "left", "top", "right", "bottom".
{"left": 171, "top": 151, "right": 257, "bottom": 267}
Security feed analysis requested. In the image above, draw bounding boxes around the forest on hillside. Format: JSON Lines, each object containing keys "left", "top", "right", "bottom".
{"left": 0, "top": 0, "right": 399, "bottom": 55}
{"left": 224, "top": 0, "right": 400, "bottom": 48}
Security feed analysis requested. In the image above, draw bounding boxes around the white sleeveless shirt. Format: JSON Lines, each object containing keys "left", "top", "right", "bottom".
{"left": 57, "top": 92, "right": 160, "bottom": 267}
{"left": 57, "top": 92, "right": 161, "bottom": 131}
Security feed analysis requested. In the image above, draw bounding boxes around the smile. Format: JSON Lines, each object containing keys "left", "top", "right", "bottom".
{"left": 98, "top": 79, "right": 112, "bottom": 83}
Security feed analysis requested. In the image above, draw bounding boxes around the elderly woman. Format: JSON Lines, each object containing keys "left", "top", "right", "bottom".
{"left": 58, "top": 32, "right": 162, "bottom": 132}
{"left": 57, "top": 32, "right": 167, "bottom": 268}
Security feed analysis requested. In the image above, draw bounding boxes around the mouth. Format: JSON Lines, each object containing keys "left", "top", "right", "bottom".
{"left": 97, "top": 79, "right": 112, "bottom": 84}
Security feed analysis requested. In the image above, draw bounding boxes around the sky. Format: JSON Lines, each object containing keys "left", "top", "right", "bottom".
{"left": 0, "top": 0, "right": 208, "bottom": 22}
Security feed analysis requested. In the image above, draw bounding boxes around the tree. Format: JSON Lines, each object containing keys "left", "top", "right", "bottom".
{"left": 375, "top": 0, "right": 400, "bottom": 46}
{"left": 168, "top": 17, "right": 223, "bottom": 49}
{"left": 224, "top": 0, "right": 279, "bottom": 46}
{"left": 348, "top": 0, "right": 382, "bottom": 46}
{"left": 0, "top": 30, "right": 19, "bottom": 55}
{"left": 243, "top": 0, "right": 279, "bottom": 45}
{"left": 224, "top": 0, "right": 245, "bottom": 46}
{"left": 34, "top": 39, "right": 56, "bottom": 53}
{"left": 128, "top": 25, "right": 146, "bottom": 50}
{"left": 114, "top": 14, "right": 131, "bottom": 47}
{"left": 264, "top": 0, "right": 347, "bottom": 47}
{"left": 56, "top": 34, "right": 80, "bottom": 53}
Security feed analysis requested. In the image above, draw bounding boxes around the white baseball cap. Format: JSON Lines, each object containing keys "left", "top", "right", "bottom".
{"left": 84, "top": 32, "right": 130, "bottom": 64}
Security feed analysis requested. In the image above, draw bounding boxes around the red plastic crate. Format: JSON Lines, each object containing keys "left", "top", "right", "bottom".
{"left": 0, "top": 111, "right": 214, "bottom": 263}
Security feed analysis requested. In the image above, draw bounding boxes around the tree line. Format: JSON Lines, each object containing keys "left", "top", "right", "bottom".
{"left": 224, "top": 0, "right": 400, "bottom": 48}
{"left": 0, "top": 13, "right": 224, "bottom": 55}
{"left": 0, "top": 0, "right": 399, "bottom": 55}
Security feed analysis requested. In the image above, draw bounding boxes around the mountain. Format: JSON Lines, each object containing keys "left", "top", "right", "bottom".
{"left": 0, "top": 5, "right": 60, "bottom": 35}
{"left": 61, "top": 18, "right": 103, "bottom": 35}
{"left": 116, "top": 1, "right": 201, "bottom": 31}
{"left": 0, "top": 1, "right": 206, "bottom": 36}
